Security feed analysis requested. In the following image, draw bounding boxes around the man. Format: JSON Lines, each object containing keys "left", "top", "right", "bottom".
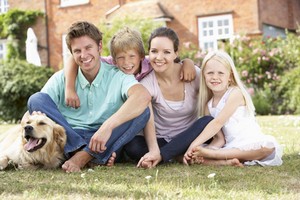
{"left": 24, "top": 21, "right": 151, "bottom": 173}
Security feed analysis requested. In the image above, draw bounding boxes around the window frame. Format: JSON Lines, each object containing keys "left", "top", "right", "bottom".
{"left": 60, "top": 0, "right": 89, "bottom": 7}
{"left": 0, "top": 0, "right": 9, "bottom": 14}
{"left": 198, "top": 14, "right": 234, "bottom": 51}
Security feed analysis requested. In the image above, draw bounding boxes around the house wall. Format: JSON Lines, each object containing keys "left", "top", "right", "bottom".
{"left": 45, "top": 0, "right": 119, "bottom": 70}
{"left": 159, "top": 0, "right": 260, "bottom": 48}
{"left": 259, "top": 0, "right": 300, "bottom": 30}
{"left": 8, "top": 0, "right": 300, "bottom": 70}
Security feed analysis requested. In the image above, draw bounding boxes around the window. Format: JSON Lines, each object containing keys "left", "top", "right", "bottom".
{"left": 0, "top": 40, "right": 7, "bottom": 60}
{"left": 198, "top": 14, "right": 233, "bottom": 51}
{"left": 60, "top": 0, "right": 89, "bottom": 7}
{"left": 0, "top": 0, "right": 9, "bottom": 14}
{"left": 62, "top": 35, "right": 72, "bottom": 68}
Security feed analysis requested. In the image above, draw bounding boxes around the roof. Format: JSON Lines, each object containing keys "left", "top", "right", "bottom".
{"left": 105, "top": 0, "right": 173, "bottom": 22}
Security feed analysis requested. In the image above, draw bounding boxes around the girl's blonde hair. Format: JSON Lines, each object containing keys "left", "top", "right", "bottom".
{"left": 198, "top": 50, "right": 255, "bottom": 116}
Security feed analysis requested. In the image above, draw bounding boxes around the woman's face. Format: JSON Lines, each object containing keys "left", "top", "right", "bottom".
{"left": 148, "top": 36, "right": 178, "bottom": 73}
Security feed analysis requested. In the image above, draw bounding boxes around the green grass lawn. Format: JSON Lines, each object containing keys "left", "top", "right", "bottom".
{"left": 0, "top": 115, "right": 299, "bottom": 200}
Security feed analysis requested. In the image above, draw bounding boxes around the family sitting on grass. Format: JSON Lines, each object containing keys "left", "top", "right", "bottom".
{"left": 22, "top": 21, "right": 283, "bottom": 173}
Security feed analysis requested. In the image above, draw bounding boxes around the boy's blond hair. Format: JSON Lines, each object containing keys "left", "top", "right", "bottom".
{"left": 109, "top": 27, "right": 145, "bottom": 61}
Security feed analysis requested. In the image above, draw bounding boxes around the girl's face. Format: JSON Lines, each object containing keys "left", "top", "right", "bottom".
{"left": 115, "top": 49, "right": 142, "bottom": 75}
{"left": 203, "top": 59, "right": 231, "bottom": 93}
{"left": 149, "top": 36, "right": 178, "bottom": 73}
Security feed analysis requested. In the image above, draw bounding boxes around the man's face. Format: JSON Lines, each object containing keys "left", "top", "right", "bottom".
{"left": 71, "top": 35, "right": 101, "bottom": 74}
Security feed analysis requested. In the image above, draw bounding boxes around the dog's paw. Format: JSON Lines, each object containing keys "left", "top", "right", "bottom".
{"left": 0, "top": 156, "right": 9, "bottom": 170}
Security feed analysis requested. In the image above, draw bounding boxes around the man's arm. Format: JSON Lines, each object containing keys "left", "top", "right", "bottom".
{"left": 89, "top": 84, "right": 151, "bottom": 153}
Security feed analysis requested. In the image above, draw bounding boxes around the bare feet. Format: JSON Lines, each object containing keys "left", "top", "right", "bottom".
{"left": 62, "top": 151, "right": 92, "bottom": 173}
{"left": 106, "top": 152, "right": 116, "bottom": 167}
{"left": 193, "top": 157, "right": 244, "bottom": 167}
{"left": 192, "top": 146, "right": 213, "bottom": 158}
{"left": 87, "top": 152, "right": 116, "bottom": 168}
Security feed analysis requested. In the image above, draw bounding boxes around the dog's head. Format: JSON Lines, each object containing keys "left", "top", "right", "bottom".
{"left": 21, "top": 114, "right": 66, "bottom": 153}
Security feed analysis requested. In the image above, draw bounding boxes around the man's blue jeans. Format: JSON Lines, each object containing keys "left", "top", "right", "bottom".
{"left": 27, "top": 92, "right": 150, "bottom": 164}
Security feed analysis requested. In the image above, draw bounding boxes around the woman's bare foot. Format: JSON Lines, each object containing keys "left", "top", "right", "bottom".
{"left": 62, "top": 151, "right": 93, "bottom": 173}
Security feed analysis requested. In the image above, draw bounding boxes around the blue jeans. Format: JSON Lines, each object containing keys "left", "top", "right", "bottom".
{"left": 124, "top": 116, "right": 214, "bottom": 163}
{"left": 27, "top": 92, "right": 150, "bottom": 164}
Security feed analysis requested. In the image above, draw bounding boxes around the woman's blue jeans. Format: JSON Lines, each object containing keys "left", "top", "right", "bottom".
{"left": 124, "top": 116, "right": 214, "bottom": 163}
{"left": 27, "top": 92, "right": 150, "bottom": 164}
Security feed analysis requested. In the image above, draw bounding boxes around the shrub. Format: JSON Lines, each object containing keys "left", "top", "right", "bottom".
{"left": 276, "top": 65, "right": 300, "bottom": 114}
{"left": 0, "top": 59, "right": 53, "bottom": 121}
{"left": 98, "top": 16, "right": 163, "bottom": 57}
{"left": 0, "top": 9, "right": 43, "bottom": 60}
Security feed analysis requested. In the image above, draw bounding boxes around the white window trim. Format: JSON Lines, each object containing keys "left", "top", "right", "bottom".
{"left": 0, "top": 0, "right": 9, "bottom": 14}
{"left": 198, "top": 14, "right": 234, "bottom": 51}
{"left": 60, "top": 0, "right": 89, "bottom": 8}
{"left": 0, "top": 39, "right": 7, "bottom": 60}
{"left": 62, "top": 35, "right": 72, "bottom": 68}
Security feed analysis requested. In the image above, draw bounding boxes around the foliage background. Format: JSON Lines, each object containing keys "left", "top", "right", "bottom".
{"left": 0, "top": 59, "right": 53, "bottom": 121}
{"left": 0, "top": 10, "right": 300, "bottom": 120}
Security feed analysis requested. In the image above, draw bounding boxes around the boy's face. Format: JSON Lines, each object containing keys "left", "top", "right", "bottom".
{"left": 115, "top": 49, "right": 142, "bottom": 75}
{"left": 71, "top": 35, "right": 101, "bottom": 75}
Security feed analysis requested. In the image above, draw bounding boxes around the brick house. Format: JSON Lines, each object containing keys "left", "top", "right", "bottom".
{"left": 1, "top": 0, "right": 300, "bottom": 71}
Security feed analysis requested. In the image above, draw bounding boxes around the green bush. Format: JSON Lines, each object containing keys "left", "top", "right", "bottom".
{"left": 0, "top": 9, "right": 43, "bottom": 60}
{"left": 98, "top": 16, "right": 163, "bottom": 56}
{"left": 252, "top": 88, "right": 272, "bottom": 115}
{"left": 0, "top": 59, "right": 53, "bottom": 121}
{"left": 276, "top": 65, "right": 300, "bottom": 114}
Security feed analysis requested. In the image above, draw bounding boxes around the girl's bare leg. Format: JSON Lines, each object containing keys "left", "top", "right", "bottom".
{"left": 192, "top": 146, "right": 274, "bottom": 162}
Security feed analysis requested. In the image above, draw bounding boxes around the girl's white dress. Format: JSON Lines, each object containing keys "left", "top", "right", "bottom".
{"left": 208, "top": 87, "right": 283, "bottom": 166}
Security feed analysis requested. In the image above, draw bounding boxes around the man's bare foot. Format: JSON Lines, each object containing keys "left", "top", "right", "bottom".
{"left": 62, "top": 151, "right": 92, "bottom": 173}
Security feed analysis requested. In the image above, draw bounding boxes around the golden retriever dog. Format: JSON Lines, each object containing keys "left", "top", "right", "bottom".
{"left": 0, "top": 114, "right": 66, "bottom": 170}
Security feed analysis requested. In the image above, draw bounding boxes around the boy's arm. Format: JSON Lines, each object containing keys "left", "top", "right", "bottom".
{"left": 180, "top": 58, "right": 196, "bottom": 82}
{"left": 64, "top": 56, "right": 80, "bottom": 108}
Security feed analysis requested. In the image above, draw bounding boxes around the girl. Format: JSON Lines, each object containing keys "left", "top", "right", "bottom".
{"left": 184, "top": 50, "right": 283, "bottom": 167}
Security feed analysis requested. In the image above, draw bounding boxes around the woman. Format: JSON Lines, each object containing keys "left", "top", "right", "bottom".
{"left": 124, "top": 27, "right": 224, "bottom": 168}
